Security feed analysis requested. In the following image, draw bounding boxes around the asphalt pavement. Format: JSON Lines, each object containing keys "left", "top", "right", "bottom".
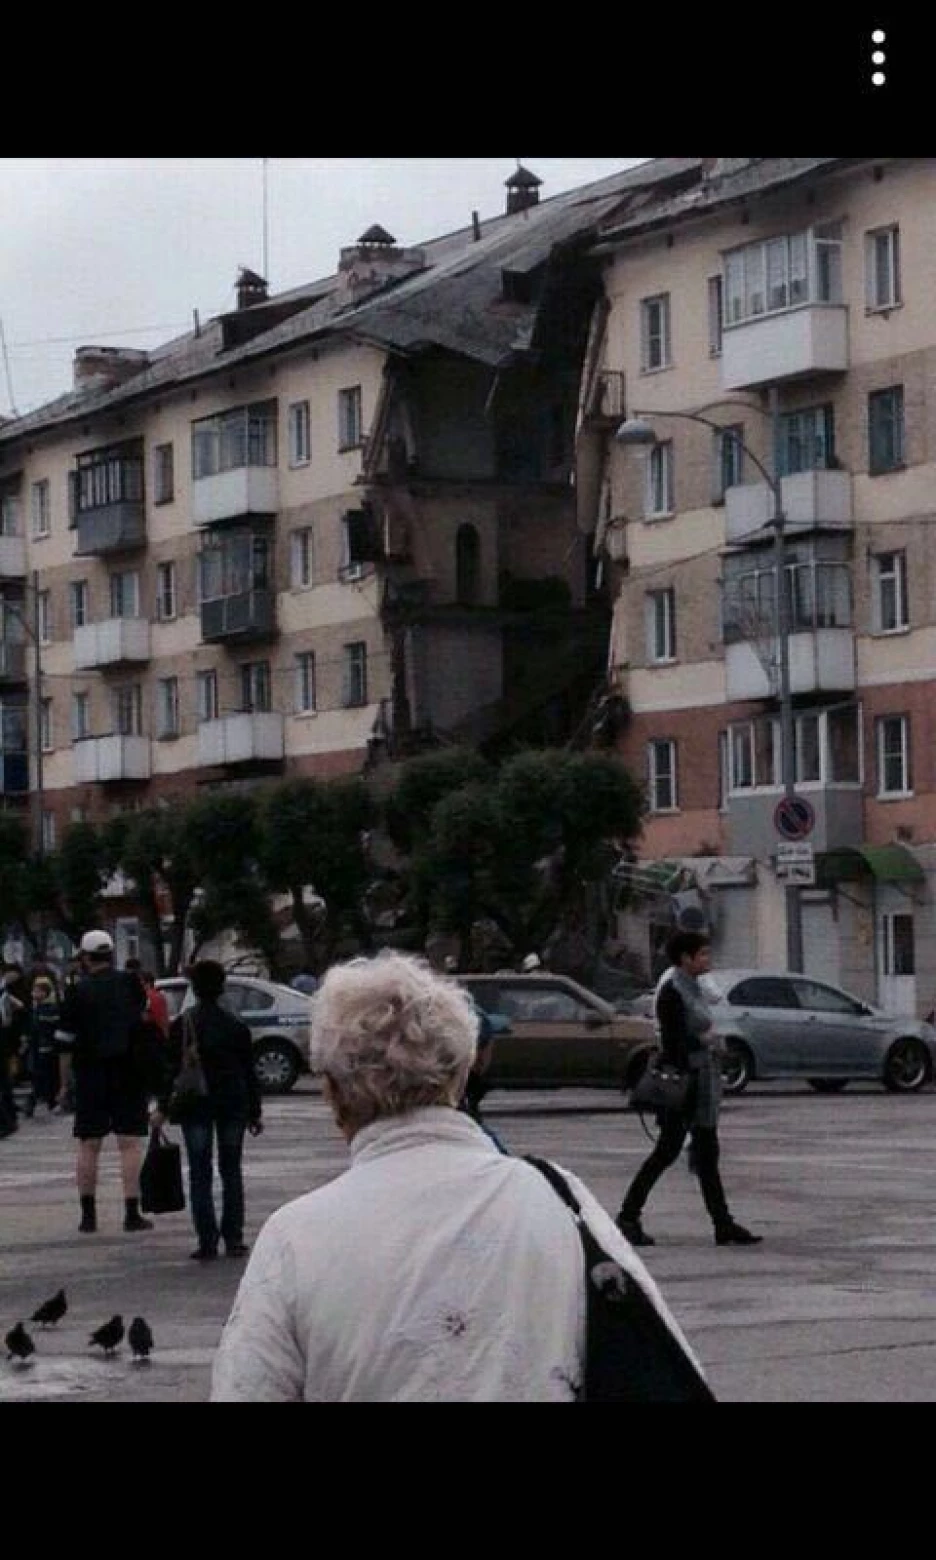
{"left": 3, "top": 1080, "right": 936, "bottom": 1402}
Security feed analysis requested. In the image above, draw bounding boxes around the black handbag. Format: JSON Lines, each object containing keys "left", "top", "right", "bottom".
{"left": 526, "top": 1156, "right": 716, "bottom": 1403}
{"left": 631, "top": 1051, "right": 690, "bottom": 1114}
{"left": 167, "top": 1012, "right": 208, "bottom": 1124}
{"left": 140, "top": 1126, "right": 186, "bottom": 1215}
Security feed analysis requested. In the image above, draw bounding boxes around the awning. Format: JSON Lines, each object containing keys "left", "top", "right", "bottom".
{"left": 820, "top": 844, "right": 924, "bottom": 885}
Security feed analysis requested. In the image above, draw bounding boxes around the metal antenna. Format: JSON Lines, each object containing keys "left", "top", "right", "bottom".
{"left": 262, "top": 158, "right": 270, "bottom": 282}
{"left": 0, "top": 318, "right": 20, "bottom": 416}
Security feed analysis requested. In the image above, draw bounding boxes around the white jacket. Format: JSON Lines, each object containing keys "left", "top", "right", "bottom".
{"left": 210, "top": 1106, "right": 691, "bottom": 1403}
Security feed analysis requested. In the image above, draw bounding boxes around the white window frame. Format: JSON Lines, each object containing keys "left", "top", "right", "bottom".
{"left": 290, "top": 528, "right": 315, "bottom": 589}
{"left": 197, "top": 669, "right": 219, "bottom": 723}
{"left": 69, "top": 579, "right": 89, "bottom": 629}
{"left": 240, "top": 660, "right": 272, "bottom": 714}
{"left": 644, "top": 441, "right": 674, "bottom": 519}
{"left": 647, "top": 739, "right": 677, "bottom": 812}
{"left": 338, "top": 386, "right": 363, "bottom": 451}
{"left": 645, "top": 587, "right": 676, "bottom": 663}
{"left": 153, "top": 442, "right": 174, "bottom": 504}
{"left": 109, "top": 570, "right": 140, "bottom": 619}
{"left": 37, "top": 590, "right": 52, "bottom": 644}
{"left": 288, "top": 401, "right": 311, "bottom": 467}
{"left": 723, "top": 224, "right": 842, "bottom": 327}
{"left": 39, "top": 697, "right": 53, "bottom": 752}
{"left": 31, "top": 479, "right": 51, "bottom": 539}
{"left": 342, "top": 642, "right": 368, "bottom": 708}
{"left": 0, "top": 492, "right": 21, "bottom": 537}
{"left": 156, "top": 561, "right": 177, "bottom": 622}
{"left": 876, "top": 714, "right": 911, "bottom": 797}
{"left": 713, "top": 425, "right": 745, "bottom": 501}
{"left": 294, "top": 651, "right": 317, "bottom": 714}
{"left": 156, "top": 676, "right": 180, "bottom": 739}
{"left": 707, "top": 275, "right": 723, "bottom": 356}
{"left": 873, "top": 550, "right": 909, "bottom": 633}
{"left": 866, "top": 225, "right": 901, "bottom": 311}
{"left": 640, "top": 294, "right": 671, "bottom": 372}
{"left": 112, "top": 683, "right": 143, "bottom": 737}
{"left": 71, "top": 691, "right": 90, "bottom": 741}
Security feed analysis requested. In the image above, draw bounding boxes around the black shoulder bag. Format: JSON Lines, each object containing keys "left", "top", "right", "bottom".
{"left": 526, "top": 1156, "right": 716, "bottom": 1404}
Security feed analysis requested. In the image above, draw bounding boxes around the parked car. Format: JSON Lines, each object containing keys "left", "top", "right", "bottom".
{"left": 155, "top": 974, "right": 312, "bottom": 1095}
{"left": 456, "top": 973, "right": 655, "bottom": 1094}
{"left": 699, "top": 969, "right": 936, "bottom": 1095}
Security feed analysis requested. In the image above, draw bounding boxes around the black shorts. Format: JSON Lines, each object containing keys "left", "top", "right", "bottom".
{"left": 73, "top": 1055, "right": 149, "bottom": 1140}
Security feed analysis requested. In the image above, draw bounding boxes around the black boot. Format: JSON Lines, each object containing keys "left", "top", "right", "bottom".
{"left": 715, "top": 1222, "right": 762, "bottom": 1246}
{"left": 615, "top": 1212, "right": 656, "bottom": 1247}
{"left": 123, "top": 1197, "right": 153, "bottom": 1232}
{"left": 79, "top": 1194, "right": 97, "bottom": 1233}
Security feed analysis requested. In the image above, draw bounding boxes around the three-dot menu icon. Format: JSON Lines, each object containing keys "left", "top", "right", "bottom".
{"left": 871, "top": 29, "right": 886, "bottom": 86}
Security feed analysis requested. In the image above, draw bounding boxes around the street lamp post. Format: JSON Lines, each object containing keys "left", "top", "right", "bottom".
{"left": 615, "top": 397, "right": 804, "bottom": 972}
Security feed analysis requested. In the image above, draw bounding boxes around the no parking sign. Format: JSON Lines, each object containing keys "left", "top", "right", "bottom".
{"left": 773, "top": 794, "right": 815, "bottom": 841}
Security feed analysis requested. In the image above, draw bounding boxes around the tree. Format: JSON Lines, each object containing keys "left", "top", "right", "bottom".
{"left": 53, "top": 821, "right": 110, "bottom": 944}
{"left": 106, "top": 806, "right": 200, "bottom": 976}
{"left": 261, "top": 777, "right": 372, "bottom": 971}
{"left": 180, "top": 793, "right": 283, "bottom": 977}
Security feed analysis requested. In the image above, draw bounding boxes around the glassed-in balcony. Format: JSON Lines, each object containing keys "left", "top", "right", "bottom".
{"left": 722, "top": 560, "right": 854, "bottom": 701}
{"left": 723, "top": 704, "right": 863, "bottom": 856}
{"left": 725, "top": 470, "right": 853, "bottom": 546}
{"left": 197, "top": 712, "right": 284, "bottom": 767}
{"left": 73, "top": 735, "right": 151, "bottom": 783}
{"left": 0, "top": 641, "right": 27, "bottom": 682}
{"left": 199, "top": 528, "right": 276, "bottom": 643}
{"left": 72, "top": 447, "right": 145, "bottom": 555}
{"left": 0, "top": 535, "right": 26, "bottom": 578}
{"left": 191, "top": 402, "right": 278, "bottom": 525}
{"left": 73, "top": 617, "right": 151, "bottom": 669}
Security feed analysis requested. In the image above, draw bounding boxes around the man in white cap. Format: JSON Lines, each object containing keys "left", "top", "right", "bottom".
{"left": 55, "top": 930, "right": 153, "bottom": 1233}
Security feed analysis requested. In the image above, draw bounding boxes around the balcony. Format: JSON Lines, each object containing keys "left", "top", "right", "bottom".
{"left": 721, "top": 305, "right": 848, "bottom": 391}
{"left": 200, "top": 588, "right": 276, "bottom": 644}
{"left": 197, "top": 712, "right": 285, "bottom": 767}
{"left": 582, "top": 370, "right": 626, "bottom": 425}
{"left": 726, "top": 785, "right": 863, "bottom": 857}
{"left": 192, "top": 467, "right": 278, "bottom": 526}
{"left": 0, "top": 642, "right": 27, "bottom": 682}
{"left": 0, "top": 752, "right": 28, "bottom": 794}
{"left": 74, "top": 504, "right": 146, "bottom": 556}
{"left": 725, "top": 630, "right": 855, "bottom": 702}
{"left": 73, "top": 734, "right": 151, "bottom": 783}
{"left": 73, "top": 617, "right": 151, "bottom": 670}
{"left": 0, "top": 536, "right": 26, "bottom": 578}
{"left": 725, "top": 470, "right": 853, "bottom": 546}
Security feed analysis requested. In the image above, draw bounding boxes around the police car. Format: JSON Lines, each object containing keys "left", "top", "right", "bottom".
{"left": 155, "top": 974, "right": 312, "bottom": 1095}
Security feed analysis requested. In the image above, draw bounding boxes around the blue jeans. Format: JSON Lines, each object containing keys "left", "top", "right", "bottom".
{"left": 181, "top": 1116, "right": 247, "bottom": 1251}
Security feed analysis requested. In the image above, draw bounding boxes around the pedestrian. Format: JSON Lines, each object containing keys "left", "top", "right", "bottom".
{"left": 210, "top": 950, "right": 689, "bottom": 1402}
{"left": 139, "top": 971, "right": 170, "bottom": 1039}
{"left": 615, "top": 930, "right": 762, "bottom": 1248}
{"left": 151, "top": 959, "right": 263, "bottom": 1262}
{"left": 0, "top": 965, "right": 26, "bottom": 1137}
{"left": 23, "top": 973, "right": 60, "bottom": 1117}
{"left": 54, "top": 930, "right": 154, "bottom": 1234}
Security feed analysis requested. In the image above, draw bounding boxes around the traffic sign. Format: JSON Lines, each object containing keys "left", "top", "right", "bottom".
{"left": 775, "top": 842, "right": 815, "bottom": 885}
{"left": 774, "top": 794, "right": 815, "bottom": 840}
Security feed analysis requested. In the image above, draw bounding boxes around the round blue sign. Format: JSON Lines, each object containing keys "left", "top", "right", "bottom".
{"left": 774, "top": 795, "right": 815, "bottom": 840}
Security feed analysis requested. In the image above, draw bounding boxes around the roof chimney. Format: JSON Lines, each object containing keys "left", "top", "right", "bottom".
{"left": 72, "top": 346, "right": 150, "bottom": 393}
{"left": 236, "top": 267, "right": 269, "bottom": 310}
{"left": 338, "top": 225, "right": 426, "bottom": 302}
{"left": 505, "top": 165, "right": 542, "bottom": 215}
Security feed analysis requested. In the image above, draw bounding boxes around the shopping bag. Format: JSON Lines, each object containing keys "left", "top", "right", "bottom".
{"left": 140, "top": 1126, "right": 186, "bottom": 1215}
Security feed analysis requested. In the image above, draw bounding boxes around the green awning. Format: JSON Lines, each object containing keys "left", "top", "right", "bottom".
{"left": 820, "top": 844, "right": 924, "bottom": 885}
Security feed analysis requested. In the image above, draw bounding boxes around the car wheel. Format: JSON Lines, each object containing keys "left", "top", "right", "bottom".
{"left": 807, "top": 1078, "right": 849, "bottom": 1093}
{"left": 253, "top": 1040, "right": 300, "bottom": 1095}
{"left": 882, "top": 1038, "right": 930, "bottom": 1094}
{"left": 721, "top": 1040, "right": 753, "bottom": 1095}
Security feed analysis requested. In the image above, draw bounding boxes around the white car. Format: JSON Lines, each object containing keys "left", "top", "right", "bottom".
{"left": 156, "top": 974, "right": 313, "bottom": 1094}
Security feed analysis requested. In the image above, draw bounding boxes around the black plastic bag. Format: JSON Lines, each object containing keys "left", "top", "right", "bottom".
{"left": 140, "top": 1126, "right": 186, "bottom": 1215}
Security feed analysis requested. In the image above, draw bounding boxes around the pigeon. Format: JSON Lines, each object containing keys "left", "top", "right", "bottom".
{"left": 31, "top": 1288, "right": 67, "bottom": 1328}
{"left": 128, "top": 1316, "right": 153, "bottom": 1363}
{"left": 89, "top": 1315, "right": 124, "bottom": 1354}
{"left": 5, "top": 1322, "right": 35, "bottom": 1363}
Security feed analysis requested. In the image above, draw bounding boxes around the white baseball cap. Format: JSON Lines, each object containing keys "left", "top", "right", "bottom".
{"left": 521, "top": 953, "right": 541, "bottom": 972}
{"left": 79, "top": 930, "right": 114, "bottom": 955}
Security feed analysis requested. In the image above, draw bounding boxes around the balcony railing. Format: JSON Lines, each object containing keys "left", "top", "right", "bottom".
{"left": 192, "top": 467, "right": 278, "bottom": 526}
{"left": 725, "top": 469, "right": 853, "bottom": 545}
{"left": 200, "top": 588, "right": 276, "bottom": 643}
{"left": 584, "top": 370, "right": 626, "bottom": 424}
{"left": 197, "top": 711, "right": 285, "bottom": 767}
{"left": 721, "top": 304, "right": 848, "bottom": 391}
{"left": 73, "top": 617, "right": 151, "bottom": 669}
{"left": 73, "top": 734, "right": 151, "bottom": 783}
{"left": 74, "top": 505, "right": 146, "bottom": 556}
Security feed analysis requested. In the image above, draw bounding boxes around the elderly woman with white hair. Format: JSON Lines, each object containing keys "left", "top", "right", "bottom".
{"left": 210, "top": 950, "right": 688, "bottom": 1403}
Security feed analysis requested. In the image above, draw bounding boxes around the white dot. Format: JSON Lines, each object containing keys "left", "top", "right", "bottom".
{"left": 872, "top": 50, "right": 885, "bottom": 62}
{"left": 872, "top": 71, "right": 885, "bottom": 84}
{"left": 872, "top": 28, "right": 885, "bottom": 41}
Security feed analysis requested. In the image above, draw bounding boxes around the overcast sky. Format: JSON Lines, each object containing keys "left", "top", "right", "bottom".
{"left": 0, "top": 157, "right": 649, "bottom": 419}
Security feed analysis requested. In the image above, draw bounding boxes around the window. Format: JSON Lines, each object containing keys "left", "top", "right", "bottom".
{"left": 455, "top": 524, "right": 481, "bottom": 606}
{"left": 717, "top": 730, "right": 730, "bottom": 810}
{"left": 645, "top": 441, "right": 674, "bottom": 517}
{"left": 883, "top": 913, "right": 915, "bottom": 977}
{"left": 777, "top": 405, "right": 834, "bottom": 476}
{"left": 70, "top": 806, "right": 88, "bottom": 825}
{"left": 869, "top": 386, "right": 904, "bottom": 474}
{"left": 873, "top": 551, "right": 909, "bottom": 632}
{"left": 41, "top": 811, "right": 56, "bottom": 852}
{"left": 71, "top": 692, "right": 90, "bottom": 741}
{"left": 342, "top": 642, "right": 368, "bottom": 708}
{"left": 156, "top": 677, "right": 180, "bottom": 739}
{"left": 40, "top": 698, "right": 53, "bottom": 752}
{"left": 729, "top": 977, "right": 799, "bottom": 1009}
{"left": 294, "top": 651, "right": 316, "bottom": 713}
{"left": 31, "top": 480, "right": 51, "bottom": 539}
{"left": 156, "top": 561, "right": 177, "bottom": 621}
{"left": 69, "top": 580, "right": 89, "bottom": 629}
{"left": 730, "top": 723, "right": 754, "bottom": 789}
{"left": 109, "top": 570, "right": 140, "bottom": 619}
{"left": 340, "top": 513, "right": 365, "bottom": 581}
{"left": 37, "top": 591, "right": 52, "bottom": 644}
{"left": 0, "top": 491, "right": 20, "bottom": 536}
{"left": 74, "top": 445, "right": 143, "bottom": 513}
{"left": 707, "top": 275, "right": 723, "bottom": 355}
{"left": 866, "top": 226, "right": 901, "bottom": 310}
{"left": 199, "top": 529, "right": 272, "bottom": 601}
{"left": 197, "top": 669, "right": 219, "bottom": 723}
{"left": 191, "top": 401, "right": 277, "bottom": 479}
{"left": 240, "top": 661, "right": 271, "bottom": 713}
{"left": 876, "top": 714, "right": 911, "bottom": 796}
{"left": 640, "top": 294, "right": 671, "bottom": 371}
{"left": 338, "top": 386, "right": 363, "bottom": 450}
{"left": 791, "top": 978, "right": 861, "bottom": 1016}
{"left": 112, "top": 683, "right": 143, "bottom": 736}
{"left": 290, "top": 528, "right": 315, "bottom": 589}
{"left": 713, "top": 425, "right": 745, "bottom": 500}
{"left": 648, "top": 739, "right": 677, "bottom": 811}
{"left": 153, "top": 443, "right": 174, "bottom": 504}
{"left": 723, "top": 225, "right": 841, "bottom": 326}
{"left": 288, "top": 401, "right": 311, "bottom": 466}
{"left": 646, "top": 588, "right": 676, "bottom": 662}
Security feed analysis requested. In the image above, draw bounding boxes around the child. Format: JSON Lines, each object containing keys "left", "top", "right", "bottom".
{"left": 23, "top": 975, "right": 60, "bottom": 1117}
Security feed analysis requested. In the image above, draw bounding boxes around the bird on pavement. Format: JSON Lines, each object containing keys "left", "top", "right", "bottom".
{"left": 31, "top": 1288, "right": 67, "bottom": 1327}
{"left": 5, "top": 1322, "right": 36, "bottom": 1363}
{"left": 128, "top": 1316, "right": 153, "bottom": 1363}
{"left": 89, "top": 1315, "right": 124, "bottom": 1354}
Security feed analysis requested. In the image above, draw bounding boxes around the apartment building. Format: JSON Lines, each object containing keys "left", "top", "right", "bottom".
{"left": 577, "top": 157, "right": 936, "bottom": 1014}
{"left": 0, "top": 162, "right": 693, "bottom": 898}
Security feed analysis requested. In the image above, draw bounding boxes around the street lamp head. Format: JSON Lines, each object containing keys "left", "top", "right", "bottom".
{"left": 614, "top": 417, "right": 660, "bottom": 448}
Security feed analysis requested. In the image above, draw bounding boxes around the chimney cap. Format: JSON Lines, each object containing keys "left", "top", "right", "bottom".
{"left": 358, "top": 224, "right": 396, "bottom": 246}
{"left": 505, "top": 165, "right": 542, "bottom": 190}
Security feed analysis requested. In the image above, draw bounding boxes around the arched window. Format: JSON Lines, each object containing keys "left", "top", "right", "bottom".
{"left": 455, "top": 523, "right": 481, "bottom": 605}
